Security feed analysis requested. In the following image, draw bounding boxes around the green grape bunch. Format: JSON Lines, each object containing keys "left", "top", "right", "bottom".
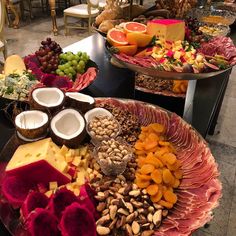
{"left": 56, "top": 51, "right": 90, "bottom": 80}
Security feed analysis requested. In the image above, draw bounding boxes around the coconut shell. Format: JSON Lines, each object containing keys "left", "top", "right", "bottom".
{"left": 50, "top": 108, "right": 87, "bottom": 149}
{"left": 15, "top": 121, "right": 49, "bottom": 140}
{"left": 65, "top": 95, "right": 95, "bottom": 113}
{"left": 30, "top": 87, "right": 65, "bottom": 116}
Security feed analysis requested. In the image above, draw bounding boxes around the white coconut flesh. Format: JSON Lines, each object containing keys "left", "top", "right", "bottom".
{"left": 15, "top": 110, "right": 48, "bottom": 129}
{"left": 32, "top": 88, "right": 64, "bottom": 107}
{"left": 51, "top": 109, "right": 85, "bottom": 140}
{"left": 84, "top": 108, "right": 113, "bottom": 123}
{"left": 65, "top": 92, "right": 95, "bottom": 104}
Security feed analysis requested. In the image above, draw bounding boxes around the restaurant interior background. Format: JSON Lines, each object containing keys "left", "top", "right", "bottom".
{"left": 1, "top": 0, "right": 236, "bottom": 235}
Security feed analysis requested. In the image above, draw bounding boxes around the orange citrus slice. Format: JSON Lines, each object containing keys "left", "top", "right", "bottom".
{"left": 127, "top": 32, "right": 153, "bottom": 47}
{"left": 123, "top": 22, "right": 147, "bottom": 34}
{"left": 115, "top": 45, "right": 137, "bottom": 56}
{"left": 107, "top": 28, "right": 128, "bottom": 47}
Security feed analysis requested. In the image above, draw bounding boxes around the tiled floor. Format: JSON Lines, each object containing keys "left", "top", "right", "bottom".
{"left": 3, "top": 9, "right": 236, "bottom": 236}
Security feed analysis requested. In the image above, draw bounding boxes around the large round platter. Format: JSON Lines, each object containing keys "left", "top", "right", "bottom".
{"left": 0, "top": 98, "right": 222, "bottom": 235}
{"left": 105, "top": 41, "right": 232, "bottom": 80}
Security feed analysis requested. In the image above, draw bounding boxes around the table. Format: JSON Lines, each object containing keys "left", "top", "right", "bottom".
{"left": 0, "top": 33, "right": 232, "bottom": 235}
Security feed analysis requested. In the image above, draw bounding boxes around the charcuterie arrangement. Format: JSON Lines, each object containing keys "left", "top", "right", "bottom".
{"left": 106, "top": 18, "right": 236, "bottom": 74}
{"left": 0, "top": 93, "right": 222, "bottom": 236}
{"left": 0, "top": 38, "right": 97, "bottom": 101}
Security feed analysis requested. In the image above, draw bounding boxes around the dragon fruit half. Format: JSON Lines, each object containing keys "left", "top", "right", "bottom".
{"left": 47, "top": 188, "right": 78, "bottom": 220}
{"left": 21, "top": 191, "right": 49, "bottom": 220}
{"left": 26, "top": 208, "right": 59, "bottom": 236}
{"left": 1, "top": 176, "right": 35, "bottom": 208}
{"left": 59, "top": 202, "right": 96, "bottom": 236}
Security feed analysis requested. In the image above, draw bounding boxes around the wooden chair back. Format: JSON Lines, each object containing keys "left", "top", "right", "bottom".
{"left": 0, "top": 0, "right": 5, "bottom": 35}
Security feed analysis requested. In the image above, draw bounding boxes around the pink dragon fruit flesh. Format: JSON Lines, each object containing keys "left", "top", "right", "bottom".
{"left": 1, "top": 176, "right": 35, "bottom": 208}
{"left": 21, "top": 191, "right": 49, "bottom": 220}
{"left": 78, "top": 184, "right": 97, "bottom": 217}
{"left": 59, "top": 202, "right": 96, "bottom": 236}
{"left": 26, "top": 208, "right": 59, "bottom": 236}
{"left": 47, "top": 188, "right": 78, "bottom": 220}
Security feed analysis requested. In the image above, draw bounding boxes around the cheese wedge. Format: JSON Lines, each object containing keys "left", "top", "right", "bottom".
{"left": 147, "top": 19, "right": 185, "bottom": 42}
{"left": 4, "top": 55, "right": 26, "bottom": 76}
{"left": 6, "top": 138, "right": 71, "bottom": 185}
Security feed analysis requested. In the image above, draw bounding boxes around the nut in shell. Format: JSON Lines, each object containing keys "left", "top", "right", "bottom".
{"left": 153, "top": 210, "right": 162, "bottom": 226}
{"left": 131, "top": 221, "right": 140, "bottom": 235}
{"left": 93, "top": 137, "right": 133, "bottom": 176}
{"left": 109, "top": 205, "right": 117, "bottom": 220}
{"left": 96, "top": 226, "right": 111, "bottom": 235}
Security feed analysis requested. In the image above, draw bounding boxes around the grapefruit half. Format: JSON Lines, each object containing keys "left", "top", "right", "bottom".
{"left": 123, "top": 22, "right": 147, "bottom": 34}
{"left": 115, "top": 45, "right": 137, "bottom": 56}
{"left": 127, "top": 33, "right": 153, "bottom": 47}
{"left": 107, "top": 28, "right": 128, "bottom": 47}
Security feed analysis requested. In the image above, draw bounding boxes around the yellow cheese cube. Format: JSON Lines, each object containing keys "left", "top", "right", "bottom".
{"left": 147, "top": 19, "right": 185, "bottom": 42}
{"left": 49, "top": 181, "right": 58, "bottom": 190}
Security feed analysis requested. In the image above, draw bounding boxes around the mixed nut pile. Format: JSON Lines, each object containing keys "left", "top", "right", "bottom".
{"left": 88, "top": 115, "right": 120, "bottom": 140}
{"left": 91, "top": 173, "right": 168, "bottom": 236}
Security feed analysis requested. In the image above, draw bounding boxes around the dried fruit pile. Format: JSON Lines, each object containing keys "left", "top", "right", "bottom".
{"left": 134, "top": 123, "right": 182, "bottom": 208}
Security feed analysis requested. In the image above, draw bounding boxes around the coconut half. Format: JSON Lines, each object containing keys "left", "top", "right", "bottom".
{"left": 15, "top": 110, "right": 49, "bottom": 141}
{"left": 50, "top": 108, "right": 86, "bottom": 148}
{"left": 30, "top": 87, "right": 65, "bottom": 114}
{"left": 65, "top": 92, "right": 95, "bottom": 113}
{"left": 84, "top": 108, "right": 113, "bottom": 123}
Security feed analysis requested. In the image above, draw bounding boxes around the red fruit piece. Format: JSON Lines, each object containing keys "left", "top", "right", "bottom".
{"left": 27, "top": 208, "right": 59, "bottom": 236}
{"left": 21, "top": 191, "right": 49, "bottom": 220}
{"left": 78, "top": 184, "right": 96, "bottom": 216}
{"left": 47, "top": 188, "right": 78, "bottom": 220}
{"left": 1, "top": 176, "right": 35, "bottom": 208}
{"left": 59, "top": 202, "right": 96, "bottom": 236}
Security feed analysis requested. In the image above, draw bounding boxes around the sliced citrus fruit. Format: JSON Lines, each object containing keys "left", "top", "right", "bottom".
{"left": 107, "top": 28, "right": 128, "bottom": 47}
{"left": 123, "top": 22, "right": 147, "bottom": 34}
{"left": 115, "top": 45, "right": 137, "bottom": 56}
{"left": 127, "top": 32, "right": 153, "bottom": 47}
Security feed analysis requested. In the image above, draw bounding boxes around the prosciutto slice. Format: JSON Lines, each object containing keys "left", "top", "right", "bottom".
{"left": 95, "top": 98, "right": 222, "bottom": 236}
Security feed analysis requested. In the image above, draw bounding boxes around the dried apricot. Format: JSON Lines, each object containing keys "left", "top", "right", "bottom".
{"left": 140, "top": 164, "right": 155, "bottom": 175}
{"left": 149, "top": 123, "right": 165, "bottom": 134}
{"left": 144, "top": 141, "right": 158, "bottom": 150}
{"left": 158, "top": 200, "right": 173, "bottom": 209}
{"left": 163, "top": 153, "right": 177, "bottom": 165}
{"left": 162, "top": 169, "right": 175, "bottom": 185}
{"left": 145, "top": 153, "right": 160, "bottom": 168}
{"left": 136, "top": 173, "right": 151, "bottom": 181}
{"left": 148, "top": 133, "right": 160, "bottom": 142}
{"left": 151, "top": 169, "right": 162, "bottom": 184}
{"left": 135, "top": 141, "right": 144, "bottom": 150}
{"left": 150, "top": 189, "right": 163, "bottom": 202}
{"left": 136, "top": 179, "right": 150, "bottom": 188}
{"left": 137, "top": 157, "right": 146, "bottom": 168}
{"left": 173, "top": 179, "right": 180, "bottom": 188}
{"left": 163, "top": 190, "right": 177, "bottom": 204}
{"left": 146, "top": 184, "right": 159, "bottom": 196}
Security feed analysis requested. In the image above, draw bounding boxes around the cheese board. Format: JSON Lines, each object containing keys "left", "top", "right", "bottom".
{"left": 0, "top": 96, "right": 222, "bottom": 236}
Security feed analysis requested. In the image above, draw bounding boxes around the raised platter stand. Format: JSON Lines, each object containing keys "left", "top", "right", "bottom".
{"left": 0, "top": 1, "right": 235, "bottom": 236}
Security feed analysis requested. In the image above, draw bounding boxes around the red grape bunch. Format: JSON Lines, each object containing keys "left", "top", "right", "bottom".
{"left": 35, "top": 38, "right": 62, "bottom": 74}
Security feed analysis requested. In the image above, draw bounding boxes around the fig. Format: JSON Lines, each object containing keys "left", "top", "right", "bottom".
{"left": 21, "top": 191, "right": 49, "bottom": 220}
{"left": 1, "top": 176, "right": 35, "bottom": 208}
{"left": 59, "top": 202, "right": 96, "bottom": 236}
{"left": 27, "top": 208, "right": 59, "bottom": 236}
{"left": 48, "top": 188, "right": 78, "bottom": 220}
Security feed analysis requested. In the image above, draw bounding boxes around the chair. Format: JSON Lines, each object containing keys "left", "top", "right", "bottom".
{"left": 0, "top": 0, "right": 7, "bottom": 61}
{"left": 64, "top": 0, "right": 100, "bottom": 35}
